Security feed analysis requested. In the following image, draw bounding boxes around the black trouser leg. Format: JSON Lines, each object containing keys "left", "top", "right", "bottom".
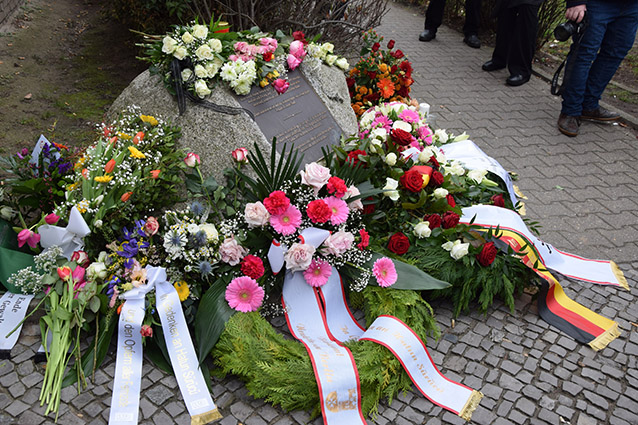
{"left": 424, "top": 0, "right": 446, "bottom": 31}
{"left": 507, "top": 4, "right": 540, "bottom": 77}
{"left": 463, "top": 0, "right": 482, "bottom": 36}
{"left": 492, "top": 6, "right": 514, "bottom": 66}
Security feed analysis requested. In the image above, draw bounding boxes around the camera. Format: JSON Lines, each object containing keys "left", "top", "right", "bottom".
{"left": 554, "top": 16, "right": 587, "bottom": 42}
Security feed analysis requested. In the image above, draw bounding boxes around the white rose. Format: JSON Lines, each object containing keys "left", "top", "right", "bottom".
{"left": 200, "top": 223, "right": 218, "bottom": 242}
{"left": 205, "top": 58, "right": 223, "bottom": 77}
{"left": 392, "top": 120, "right": 412, "bottom": 133}
{"left": 233, "top": 81, "right": 252, "bottom": 95}
{"left": 181, "top": 68, "right": 193, "bottom": 81}
{"left": 322, "top": 42, "right": 334, "bottom": 54}
{"left": 467, "top": 169, "right": 488, "bottom": 184}
{"left": 194, "top": 79, "right": 211, "bottom": 98}
{"left": 371, "top": 127, "right": 388, "bottom": 141}
{"left": 208, "top": 38, "right": 223, "bottom": 53}
{"left": 162, "top": 36, "right": 178, "bottom": 54}
{"left": 385, "top": 153, "right": 397, "bottom": 166}
{"left": 444, "top": 160, "right": 465, "bottom": 176}
{"left": 414, "top": 221, "right": 432, "bottom": 238}
{"left": 450, "top": 242, "right": 470, "bottom": 260}
{"left": 195, "top": 44, "right": 214, "bottom": 60}
{"left": 325, "top": 54, "right": 337, "bottom": 66}
{"left": 192, "top": 24, "right": 208, "bottom": 39}
{"left": 187, "top": 223, "right": 200, "bottom": 234}
{"left": 194, "top": 64, "right": 208, "bottom": 78}
{"left": 321, "top": 231, "right": 355, "bottom": 256}
{"left": 433, "top": 188, "right": 449, "bottom": 199}
{"left": 442, "top": 241, "right": 455, "bottom": 251}
{"left": 300, "top": 162, "right": 331, "bottom": 190}
{"left": 0, "top": 206, "right": 15, "bottom": 220}
{"left": 383, "top": 178, "right": 400, "bottom": 201}
{"left": 435, "top": 129, "right": 449, "bottom": 143}
{"left": 173, "top": 46, "right": 188, "bottom": 60}
{"left": 343, "top": 185, "right": 363, "bottom": 211}
{"left": 335, "top": 57, "right": 349, "bottom": 71}
{"left": 244, "top": 202, "right": 270, "bottom": 227}
{"left": 87, "top": 262, "right": 107, "bottom": 281}
{"left": 284, "top": 243, "right": 315, "bottom": 272}
{"left": 360, "top": 110, "right": 375, "bottom": 128}
{"left": 181, "top": 31, "right": 194, "bottom": 44}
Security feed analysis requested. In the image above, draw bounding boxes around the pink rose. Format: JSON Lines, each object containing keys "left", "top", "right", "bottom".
{"left": 219, "top": 236, "right": 248, "bottom": 266}
{"left": 321, "top": 231, "right": 354, "bottom": 256}
{"left": 144, "top": 217, "right": 159, "bottom": 236}
{"left": 289, "top": 40, "right": 306, "bottom": 59}
{"left": 71, "top": 250, "right": 90, "bottom": 268}
{"left": 244, "top": 202, "right": 270, "bottom": 227}
{"left": 273, "top": 78, "right": 289, "bottom": 94}
{"left": 232, "top": 147, "right": 249, "bottom": 163}
{"left": 287, "top": 53, "right": 302, "bottom": 70}
{"left": 284, "top": 243, "right": 315, "bottom": 272}
{"left": 343, "top": 185, "right": 363, "bottom": 211}
{"left": 184, "top": 152, "right": 201, "bottom": 167}
{"left": 45, "top": 213, "right": 60, "bottom": 225}
{"left": 300, "top": 162, "right": 331, "bottom": 191}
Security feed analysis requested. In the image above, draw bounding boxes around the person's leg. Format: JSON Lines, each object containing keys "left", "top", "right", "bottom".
{"left": 491, "top": 6, "right": 513, "bottom": 66}
{"left": 506, "top": 4, "right": 539, "bottom": 79}
{"left": 425, "top": 0, "right": 446, "bottom": 31}
{"left": 463, "top": 0, "right": 481, "bottom": 36}
{"left": 560, "top": 1, "right": 609, "bottom": 117}
{"left": 582, "top": 1, "right": 638, "bottom": 112}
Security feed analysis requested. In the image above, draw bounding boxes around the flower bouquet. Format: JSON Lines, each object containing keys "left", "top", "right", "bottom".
{"left": 347, "top": 30, "right": 414, "bottom": 116}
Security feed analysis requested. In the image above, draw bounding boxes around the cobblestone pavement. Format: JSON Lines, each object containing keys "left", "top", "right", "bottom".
{"left": 2, "top": 3, "right": 638, "bottom": 425}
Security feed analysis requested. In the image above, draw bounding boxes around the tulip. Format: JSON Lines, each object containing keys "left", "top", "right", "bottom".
{"left": 17, "top": 229, "right": 40, "bottom": 248}
{"left": 44, "top": 213, "right": 60, "bottom": 225}
{"left": 109, "top": 136, "right": 118, "bottom": 145}
{"left": 150, "top": 169, "right": 161, "bottom": 179}
{"left": 132, "top": 131, "right": 144, "bottom": 145}
{"left": 104, "top": 159, "right": 116, "bottom": 173}
{"left": 121, "top": 192, "right": 132, "bottom": 202}
{"left": 82, "top": 168, "right": 89, "bottom": 179}
{"left": 71, "top": 266, "right": 86, "bottom": 284}
{"left": 140, "top": 325, "right": 153, "bottom": 337}
{"left": 57, "top": 266, "right": 72, "bottom": 281}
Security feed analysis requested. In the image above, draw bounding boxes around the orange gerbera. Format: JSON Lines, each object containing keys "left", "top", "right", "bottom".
{"left": 377, "top": 78, "right": 395, "bottom": 99}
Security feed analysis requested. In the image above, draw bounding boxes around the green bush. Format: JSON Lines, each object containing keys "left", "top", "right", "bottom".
{"left": 107, "top": 0, "right": 193, "bottom": 33}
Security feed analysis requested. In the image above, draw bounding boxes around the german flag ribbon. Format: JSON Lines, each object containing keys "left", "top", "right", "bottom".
{"left": 460, "top": 205, "right": 627, "bottom": 351}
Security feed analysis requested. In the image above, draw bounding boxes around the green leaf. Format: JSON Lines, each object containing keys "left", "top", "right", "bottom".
{"left": 367, "top": 252, "right": 450, "bottom": 290}
{"left": 195, "top": 280, "right": 236, "bottom": 364}
{"left": 89, "top": 296, "right": 101, "bottom": 313}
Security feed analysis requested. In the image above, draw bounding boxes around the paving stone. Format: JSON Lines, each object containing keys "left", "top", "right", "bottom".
{"left": 515, "top": 397, "right": 536, "bottom": 416}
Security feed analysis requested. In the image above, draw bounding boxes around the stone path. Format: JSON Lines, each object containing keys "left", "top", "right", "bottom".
{"left": 2, "top": 3, "right": 638, "bottom": 425}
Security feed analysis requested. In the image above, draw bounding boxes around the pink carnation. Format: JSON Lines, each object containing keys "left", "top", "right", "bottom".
{"left": 270, "top": 205, "right": 302, "bottom": 235}
{"left": 225, "top": 276, "right": 265, "bottom": 313}
{"left": 303, "top": 259, "right": 332, "bottom": 287}
{"left": 373, "top": 257, "right": 397, "bottom": 287}
{"left": 324, "top": 196, "right": 349, "bottom": 225}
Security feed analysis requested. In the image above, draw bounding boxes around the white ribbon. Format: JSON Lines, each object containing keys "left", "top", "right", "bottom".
{"left": 39, "top": 207, "right": 91, "bottom": 260}
{"left": 460, "top": 205, "right": 628, "bottom": 289}
{"left": 267, "top": 228, "right": 331, "bottom": 274}
{"left": 0, "top": 292, "right": 34, "bottom": 357}
{"left": 29, "top": 135, "right": 61, "bottom": 174}
{"left": 439, "top": 140, "right": 519, "bottom": 207}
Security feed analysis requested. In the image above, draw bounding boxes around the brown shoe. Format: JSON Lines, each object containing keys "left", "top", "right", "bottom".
{"left": 558, "top": 113, "right": 580, "bottom": 137}
{"left": 581, "top": 106, "right": 620, "bottom": 122}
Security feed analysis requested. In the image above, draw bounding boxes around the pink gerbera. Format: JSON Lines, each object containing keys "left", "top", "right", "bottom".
{"left": 270, "top": 204, "right": 302, "bottom": 235}
{"left": 303, "top": 259, "right": 332, "bottom": 287}
{"left": 372, "top": 257, "right": 398, "bottom": 287}
{"left": 398, "top": 109, "right": 420, "bottom": 123}
{"left": 371, "top": 115, "right": 393, "bottom": 132}
{"left": 225, "top": 276, "right": 265, "bottom": 312}
{"left": 324, "top": 196, "right": 349, "bottom": 225}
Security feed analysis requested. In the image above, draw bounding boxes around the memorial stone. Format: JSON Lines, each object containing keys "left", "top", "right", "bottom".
{"left": 109, "top": 62, "right": 357, "bottom": 180}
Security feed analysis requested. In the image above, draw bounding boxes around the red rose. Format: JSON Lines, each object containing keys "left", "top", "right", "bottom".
{"left": 397, "top": 86, "right": 410, "bottom": 97}
{"left": 263, "top": 52, "right": 273, "bottom": 62}
{"left": 400, "top": 169, "right": 425, "bottom": 192}
{"left": 346, "top": 77, "right": 355, "bottom": 88}
{"left": 400, "top": 61, "right": 412, "bottom": 74}
{"left": 367, "top": 71, "right": 377, "bottom": 80}
{"left": 263, "top": 191, "right": 290, "bottom": 215}
{"left": 391, "top": 128, "right": 413, "bottom": 146}
{"left": 293, "top": 31, "right": 306, "bottom": 42}
{"left": 363, "top": 197, "right": 375, "bottom": 215}
{"left": 372, "top": 42, "right": 380, "bottom": 52}
{"left": 430, "top": 170, "right": 444, "bottom": 186}
{"left": 424, "top": 214, "right": 441, "bottom": 229}
{"left": 446, "top": 194, "right": 456, "bottom": 207}
{"left": 357, "top": 229, "right": 369, "bottom": 250}
{"left": 241, "top": 255, "right": 265, "bottom": 279}
{"left": 429, "top": 156, "right": 440, "bottom": 169}
{"left": 391, "top": 49, "right": 404, "bottom": 59}
{"left": 387, "top": 40, "right": 395, "bottom": 49}
{"left": 327, "top": 176, "right": 347, "bottom": 198}
{"left": 140, "top": 325, "right": 153, "bottom": 338}
{"left": 441, "top": 211, "right": 460, "bottom": 229}
{"left": 388, "top": 232, "right": 410, "bottom": 255}
{"left": 391, "top": 65, "right": 398, "bottom": 74}
{"left": 477, "top": 242, "right": 498, "bottom": 267}
{"left": 491, "top": 194, "right": 505, "bottom": 208}
{"left": 306, "top": 199, "right": 332, "bottom": 223}
{"left": 347, "top": 149, "right": 367, "bottom": 166}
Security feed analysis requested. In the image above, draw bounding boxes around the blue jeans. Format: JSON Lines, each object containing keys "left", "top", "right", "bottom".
{"left": 561, "top": 0, "right": 638, "bottom": 116}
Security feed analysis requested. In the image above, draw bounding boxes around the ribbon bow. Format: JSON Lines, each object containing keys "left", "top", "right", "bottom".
{"left": 39, "top": 207, "right": 91, "bottom": 260}
{"left": 267, "top": 227, "right": 331, "bottom": 274}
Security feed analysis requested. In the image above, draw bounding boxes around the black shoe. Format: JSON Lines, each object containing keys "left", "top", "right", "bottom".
{"left": 463, "top": 34, "right": 480, "bottom": 48}
{"left": 482, "top": 60, "right": 505, "bottom": 72}
{"left": 419, "top": 29, "right": 436, "bottom": 42}
{"left": 506, "top": 74, "right": 530, "bottom": 86}
{"left": 581, "top": 106, "right": 620, "bottom": 122}
{"left": 558, "top": 113, "right": 580, "bottom": 137}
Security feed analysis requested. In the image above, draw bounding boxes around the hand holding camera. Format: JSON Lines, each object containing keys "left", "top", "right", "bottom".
{"left": 554, "top": 7, "right": 587, "bottom": 42}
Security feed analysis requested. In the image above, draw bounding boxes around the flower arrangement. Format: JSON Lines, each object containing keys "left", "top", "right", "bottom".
{"left": 142, "top": 20, "right": 349, "bottom": 99}
{"left": 347, "top": 30, "right": 414, "bottom": 116}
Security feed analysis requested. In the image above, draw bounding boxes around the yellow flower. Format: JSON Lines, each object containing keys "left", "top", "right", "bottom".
{"left": 174, "top": 281, "right": 190, "bottom": 302}
{"left": 66, "top": 181, "right": 80, "bottom": 191}
{"left": 118, "top": 132, "right": 132, "bottom": 140}
{"left": 259, "top": 79, "right": 269, "bottom": 88}
{"left": 76, "top": 199, "right": 89, "bottom": 213}
{"left": 94, "top": 175, "right": 113, "bottom": 183}
{"left": 140, "top": 115, "right": 159, "bottom": 126}
{"left": 128, "top": 146, "right": 146, "bottom": 159}
{"left": 122, "top": 282, "right": 133, "bottom": 292}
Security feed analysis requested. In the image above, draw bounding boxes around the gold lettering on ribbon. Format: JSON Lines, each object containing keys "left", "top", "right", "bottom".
{"left": 325, "top": 388, "right": 357, "bottom": 412}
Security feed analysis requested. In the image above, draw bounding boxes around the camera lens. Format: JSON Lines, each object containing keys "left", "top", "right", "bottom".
{"left": 554, "top": 21, "right": 576, "bottom": 42}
